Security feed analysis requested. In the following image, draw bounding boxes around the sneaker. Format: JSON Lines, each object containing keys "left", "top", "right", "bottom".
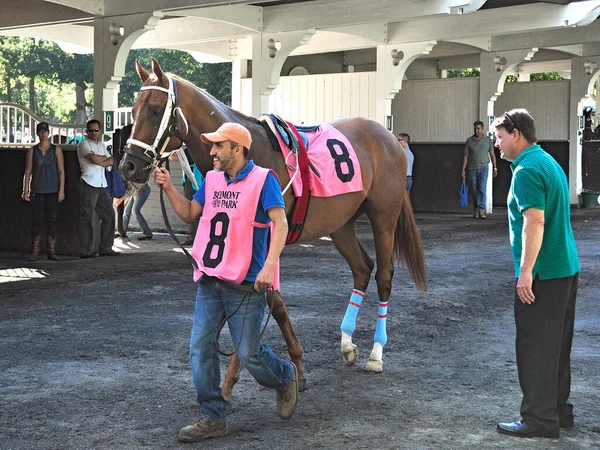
{"left": 472, "top": 211, "right": 479, "bottom": 219}
{"left": 178, "top": 418, "right": 228, "bottom": 443}
{"left": 137, "top": 235, "right": 153, "bottom": 241}
{"left": 276, "top": 362, "right": 299, "bottom": 420}
{"left": 479, "top": 210, "right": 487, "bottom": 219}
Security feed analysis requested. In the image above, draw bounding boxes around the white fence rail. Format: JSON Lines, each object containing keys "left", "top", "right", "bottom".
{"left": 0, "top": 103, "right": 87, "bottom": 148}
{"left": 115, "top": 107, "right": 133, "bottom": 129}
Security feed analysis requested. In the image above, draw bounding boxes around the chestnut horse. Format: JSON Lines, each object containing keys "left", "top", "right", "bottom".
{"left": 119, "top": 59, "right": 427, "bottom": 402}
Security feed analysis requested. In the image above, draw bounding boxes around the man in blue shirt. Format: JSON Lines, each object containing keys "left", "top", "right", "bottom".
{"left": 154, "top": 122, "right": 298, "bottom": 443}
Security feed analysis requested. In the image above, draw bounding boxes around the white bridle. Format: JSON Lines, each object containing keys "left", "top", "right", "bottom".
{"left": 126, "top": 74, "right": 189, "bottom": 167}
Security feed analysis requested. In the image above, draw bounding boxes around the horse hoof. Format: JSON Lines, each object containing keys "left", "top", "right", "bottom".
{"left": 342, "top": 347, "right": 358, "bottom": 366}
{"left": 298, "top": 377, "right": 307, "bottom": 392}
{"left": 365, "top": 359, "right": 383, "bottom": 373}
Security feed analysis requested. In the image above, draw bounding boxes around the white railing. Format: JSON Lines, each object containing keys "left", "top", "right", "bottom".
{"left": 115, "top": 107, "right": 133, "bottom": 129}
{"left": 0, "top": 103, "right": 86, "bottom": 148}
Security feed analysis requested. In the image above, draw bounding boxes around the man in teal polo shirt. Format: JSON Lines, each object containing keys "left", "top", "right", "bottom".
{"left": 492, "top": 109, "right": 580, "bottom": 439}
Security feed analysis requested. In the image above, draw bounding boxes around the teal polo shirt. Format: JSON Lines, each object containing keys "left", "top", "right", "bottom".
{"left": 508, "top": 144, "right": 579, "bottom": 279}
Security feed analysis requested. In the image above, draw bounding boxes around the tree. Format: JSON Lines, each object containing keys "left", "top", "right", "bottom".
{"left": 20, "top": 39, "right": 64, "bottom": 113}
{"left": 56, "top": 53, "right": 94, "bottom": 122}
{"left": 447, "top": 68, "right": 480, "bottom": 78}
{"left": 119, "top": 49, "right": 232, "bottom": 107}
{"left": 0, "top": 36, "right": 27, "bottom": 103}
{"left": 530, "top": 72, "right": 563, "bottom": 81}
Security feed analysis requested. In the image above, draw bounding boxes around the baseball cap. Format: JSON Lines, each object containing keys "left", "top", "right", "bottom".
{"left": 36, "top": 122, "right": 50, "bottom": 132}
{"left": 201, "top": 122, "right": 252, "bottom": 149}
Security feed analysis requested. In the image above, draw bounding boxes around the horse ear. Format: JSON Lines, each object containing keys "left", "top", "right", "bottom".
{"left": 136, "top": 60, "right": 150, "bottom": 83}
{"left": 151, "top": 58, "right": 165, "bottom": 82}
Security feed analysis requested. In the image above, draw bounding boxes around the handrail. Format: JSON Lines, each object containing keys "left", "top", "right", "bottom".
{"left": 0, "top": 102, "right": 86, "bottom": 148}
{"left": 115, "top": 107, "right": 133, "bottom": 129}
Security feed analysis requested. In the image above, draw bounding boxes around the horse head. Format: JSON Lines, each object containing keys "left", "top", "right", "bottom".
{"left": 119, "top": 58, "right": 188, "bottom": 183}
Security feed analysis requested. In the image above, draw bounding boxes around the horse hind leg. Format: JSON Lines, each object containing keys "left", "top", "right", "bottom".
{"left": 364, "top": 203, "right": 401, "bottom": 373}
{"left": 330, "top": 222, "right": 374, "bottom": 367}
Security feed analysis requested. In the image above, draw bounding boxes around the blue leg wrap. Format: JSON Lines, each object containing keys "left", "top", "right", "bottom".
{"left": 340, "top": 289, "right": 364, "bottom": 336}
{"left": 374, "top": 302, "right": 388, "bottom": 346}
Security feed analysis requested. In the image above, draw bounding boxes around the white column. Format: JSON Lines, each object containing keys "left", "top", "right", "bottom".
{"left": 251, "top": 30, "right": 315, "bottom": 118}
{"left": 92, "top": 12, "right": 162, "bottom": 126}
{"left": 374, "top": 41, "right": 437, "bottom": 128}
{"left": 229, "top": 39, "right": 246, "bottom": 112}
{"left": 479, "top": 48, "right": 538, "bottom": 213}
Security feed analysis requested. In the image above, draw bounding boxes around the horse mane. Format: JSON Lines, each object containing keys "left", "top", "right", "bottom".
{"left": 167, "top": 72, "right": 260, "bottom": 125}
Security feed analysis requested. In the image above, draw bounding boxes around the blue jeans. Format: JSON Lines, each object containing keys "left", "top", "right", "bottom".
{"left": 190, "top": 277, "right": 294, "bottom": 421}
{"left": 467, "top": 166, "right": 489, "bottom": 211}
{"left": 123, "top": 183, "right": 152, "bottom": 237}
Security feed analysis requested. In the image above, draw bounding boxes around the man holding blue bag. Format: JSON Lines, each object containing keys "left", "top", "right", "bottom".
{"left": 461, "top": 120, "right": 497, "bottom": 218}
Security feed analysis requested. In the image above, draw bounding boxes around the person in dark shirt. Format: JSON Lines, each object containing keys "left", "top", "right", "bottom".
{"left": 22, "top": 122, "right": 65, "bottom": 260}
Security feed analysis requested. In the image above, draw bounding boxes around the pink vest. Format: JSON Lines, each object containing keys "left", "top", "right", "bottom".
{"left": 191, "top": 166, "right": 270, "bottom": 283}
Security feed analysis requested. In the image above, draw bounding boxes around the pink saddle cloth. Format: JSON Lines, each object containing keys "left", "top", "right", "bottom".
{"left": 274, "top": 122, "right": 363, "bottom": 197}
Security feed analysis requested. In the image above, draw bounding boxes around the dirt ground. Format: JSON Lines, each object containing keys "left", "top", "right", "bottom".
{"left": 1, "top": 208, "right": 600, "bottom": 450}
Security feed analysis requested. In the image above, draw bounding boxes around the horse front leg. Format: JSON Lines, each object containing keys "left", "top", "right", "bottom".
{"left": 270, "top": 289, "right": 307, "bottom": 391}
{"left": 364, "top": 213, "right": 397, "bottom": 373}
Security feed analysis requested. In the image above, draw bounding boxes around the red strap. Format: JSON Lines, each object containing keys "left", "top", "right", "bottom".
{"left": 285, "top": 121, "right": 311, "bottom": 244}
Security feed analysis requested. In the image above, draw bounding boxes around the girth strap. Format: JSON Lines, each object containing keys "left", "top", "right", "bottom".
{"left": 285, "top": 121, "right": 311, "bottom": 245}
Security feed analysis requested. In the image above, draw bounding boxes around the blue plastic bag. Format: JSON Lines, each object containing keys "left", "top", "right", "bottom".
{"left": 459, "top": 178, "right": 468, "bottom": 208}
{"left": 106, "top": 168, "right": 126, "bottom": 198}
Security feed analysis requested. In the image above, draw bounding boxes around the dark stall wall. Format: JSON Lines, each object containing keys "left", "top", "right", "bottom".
{"left": 583, "top": 140, "right": 600, "bottom": 191}
{"left": 492, "top": 141, "right": 570, "bottom": 206}
{"left": 410, "top": 143, "right": 466, "bottom": 213}
{"left": 0, "top": 147, "right": 81, "bottom": 256}
{"left": 410, "top": 141, "right": 570, "bottom": 213}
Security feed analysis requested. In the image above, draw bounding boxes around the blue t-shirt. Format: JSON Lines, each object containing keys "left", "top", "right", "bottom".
{"left": 193, "top": 160, "right": 285, "bottom": 281}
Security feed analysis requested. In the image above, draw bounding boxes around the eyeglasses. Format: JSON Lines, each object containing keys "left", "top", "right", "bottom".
{"left": 503, "top": 112, "right": 518, "bottom": 131}
{"left": 87, "top": 128, "right": 100, "bottom": 133}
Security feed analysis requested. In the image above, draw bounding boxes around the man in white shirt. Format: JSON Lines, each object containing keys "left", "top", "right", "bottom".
{"left": 398, "top": 133, "right": 414, "bottom": 194}
{"left": 77, "top": 119, "right": 120, "bottom": 258}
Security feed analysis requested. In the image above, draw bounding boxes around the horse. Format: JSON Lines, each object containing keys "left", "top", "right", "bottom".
{"left": 119, "top": 58, "right": 427, "bottom": 403}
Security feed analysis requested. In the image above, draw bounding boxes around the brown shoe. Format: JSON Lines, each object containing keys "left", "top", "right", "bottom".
{"left": 47, "top": 236, "right": 58, "bottom": 260}
{"left": 29, "top": 236, "right": 42, "bottom": 261}
{"left": 472, "top": 211, "right": 479, "bottom": 219}
{"left": 479, "top": 210, "right": 487, "bottom": 219}
{"left": 178, "top": 418, "right": 227, "bottom": 443}
{"left": 276, "top": 362, "right": 299, "bottom": 420}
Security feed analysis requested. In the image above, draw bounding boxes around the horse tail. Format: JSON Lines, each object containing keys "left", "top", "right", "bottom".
{"left": 394, "top": 191, "right": 427, "bottom": 292}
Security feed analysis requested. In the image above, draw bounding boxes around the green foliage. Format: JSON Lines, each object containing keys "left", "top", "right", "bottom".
{"left": 447, "top": 69, "right": 564, "bottom": 83}
{"left": 119, "top": 49, "right": 232, "bottom": 107}
{"left": 446, "top": 68, "right": 480, "bottom": 78}
{"left": 530, "top": 72, "right": 563, "bottom": 81}
{"left": 0, "top": 36, "right": 88, "bottom": 121}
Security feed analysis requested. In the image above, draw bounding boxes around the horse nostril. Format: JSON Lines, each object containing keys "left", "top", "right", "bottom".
{"left": 124, "top": 161, "right": 136, "bottom": 173}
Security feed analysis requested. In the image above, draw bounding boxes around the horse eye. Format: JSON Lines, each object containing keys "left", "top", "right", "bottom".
{"left": 153, "top": 109, "right": 162, "bottom": 117}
